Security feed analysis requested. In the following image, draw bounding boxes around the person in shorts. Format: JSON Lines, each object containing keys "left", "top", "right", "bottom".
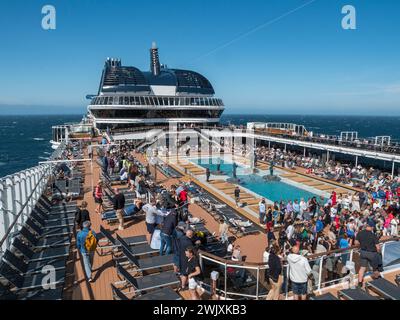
{"left": 184, "top": 247, "right": 202, "bottom": 300}
{"left": 112, "top": 188, "right": 125, "bottom": 230}
{"left": 355, "top": 222, "right": 382, "bottom": 286}
{"left": 287, "top": 245, "right": 312, "bottom": 300}
{"left": 94, "top": 180, "right": 104, "bottom": 215}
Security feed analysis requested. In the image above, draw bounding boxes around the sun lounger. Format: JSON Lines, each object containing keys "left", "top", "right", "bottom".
{"left": 12, "top": 237, "right": 70, "bottom": 262}
{"left": 112, "top": 283, "right": 181, "bottom": 300}
{"left": 101, "top": 204, "right": 143, "bottom": 223}
{"left": 2, "top": 249, "right": 66, "bottom": 275}
{"left": 30, "top": 211, "right": 74, "bottom": 229}
{"left": 134, "top": 287, "right": 181, "bottom": 300}
{"left": 0, "top": 260, "right": 66, "bottom": 292}
{"left": 25, "top": 218, "right": 71, "bottom": 238}
{"left": 101, "top": 172, "right": 123, "bottom": 185}
{"left": 54, "top": 180, "right": 67, "bottom": 194}
{"left": 365, "top": 278, "right": 400, "bottom": 300}
{"left": 121, "top": 246, "right": 174, "bottom": 272}
{"left": 0, "top": 282, "right": 18, "bottom": 300}
{"left": 338, "top": 288, "right": 379, "bottom": 300}
{"left": 68, "top": 178, "right": 81, "bottom": 198}
{"left": 37, "top": 197, "right": 77, "bottom": 213}
{"left": 111, "top": 284, "right": 130, "bottom": 300}
{"left": 98, "top": 226, "right": 147, "bottom": 253}
{"left": 310, "top": 292, "right": 338, "bottom": 300}
{"left": 19, "top": 227, "right": 71, "bottom": 250}
{"left": 157, "top": 164, "right": 182, "bottom": 179}
{"left": 200, "top": 242, "right": 228, "bottom": 258}
{"left": 116, "top": 263, "right": 179, "bottom": 293}
{"left": 116, "top": 234, "right": 158, "bottom": 256}
{"left": 0, "top": 277, "right": 63, "bottom": 300}
{"left": 46, "top": 203, "right": 78, "bottom": 213}
{"left": 33, "top": 207, "right": 75, "bottom": 224}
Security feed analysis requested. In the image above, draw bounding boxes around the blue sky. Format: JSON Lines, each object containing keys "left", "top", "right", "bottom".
{"left": 0, "top": 0, "right": 399, "bottom": 115}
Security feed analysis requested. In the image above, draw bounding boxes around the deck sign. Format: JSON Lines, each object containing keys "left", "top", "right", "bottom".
{"left": 41, "top": 5, "right": 56, "bottom": 30}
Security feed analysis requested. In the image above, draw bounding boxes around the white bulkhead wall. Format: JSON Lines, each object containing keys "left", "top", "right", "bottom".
{"left": 150, "top": 85, "right": 176, "bottom": 96}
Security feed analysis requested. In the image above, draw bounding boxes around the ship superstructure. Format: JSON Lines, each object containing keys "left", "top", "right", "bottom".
{"left": 88, "top": 43, "right": 225, "bottom": 129}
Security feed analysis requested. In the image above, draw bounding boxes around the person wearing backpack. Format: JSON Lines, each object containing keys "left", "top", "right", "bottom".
{"left": 77, "top": 221, "right": 98, "bottom": 282}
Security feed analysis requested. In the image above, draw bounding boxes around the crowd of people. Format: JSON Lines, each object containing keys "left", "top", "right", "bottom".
{"left": 75, "top": 143, "right": 209, "bottom": 300}
{"left": 259, "top": 151, "right": 400, "bottom": 299}
{"left": 147, "top": 139, "right": 400, "bottom": 299}
{"left": 71, "top": 138, "right": 400, "bottom": 301}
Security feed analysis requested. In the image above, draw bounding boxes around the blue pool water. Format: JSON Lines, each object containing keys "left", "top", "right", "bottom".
{"left": 194, "top": 158, "right": 320, "bottom": 202}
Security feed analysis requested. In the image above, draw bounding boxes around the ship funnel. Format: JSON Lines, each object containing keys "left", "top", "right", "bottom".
{"left": 150, "top": 42, "right": 161, "bottom": 76}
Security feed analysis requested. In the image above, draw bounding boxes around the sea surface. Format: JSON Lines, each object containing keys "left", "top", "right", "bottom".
{"left": 1, "top": 114, "right": 400, "bottom": 178}
{"left": 0, "top": 115, "right": 81, "bottom": 178}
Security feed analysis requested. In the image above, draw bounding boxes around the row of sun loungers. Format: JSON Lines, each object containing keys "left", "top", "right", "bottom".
{"left": 187, "top": 182, "right": 260, "bottom": 237}
{"left": 99, "top": 226, "right": 180, "bottom": 300}
{"left": 0, "top": 196, "right": 77, "bottom": 300}
{"left": 156, "top": 161, "right": 183, "bottom": 179}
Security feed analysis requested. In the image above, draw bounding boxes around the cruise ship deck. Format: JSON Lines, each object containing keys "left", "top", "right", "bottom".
{"left": 1, "top": 131, "right": 400, "bottom": 301}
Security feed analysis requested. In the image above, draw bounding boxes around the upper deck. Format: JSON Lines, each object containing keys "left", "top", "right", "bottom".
{"left": 1, "top": 131, "right": 400, "bottom": 300}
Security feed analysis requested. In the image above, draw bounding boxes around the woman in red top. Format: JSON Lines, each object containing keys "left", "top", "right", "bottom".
{"left": 331, "top": 191, "right": 337, "bottom": 206}
{"left": 94, "top": 180, "right": 104, "bottom": 214}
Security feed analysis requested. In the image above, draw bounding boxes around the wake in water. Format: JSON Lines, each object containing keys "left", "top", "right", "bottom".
{"left": 33, "top": 137, "right": 45, "bottom": 141}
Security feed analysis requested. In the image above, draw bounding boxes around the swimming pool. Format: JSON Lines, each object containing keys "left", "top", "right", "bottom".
{"left": 194, "top": 158, "right": 320, "bottom": 202}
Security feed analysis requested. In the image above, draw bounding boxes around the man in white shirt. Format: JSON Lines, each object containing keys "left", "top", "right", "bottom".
{"left": 142, "top": 200, "right": 163, "bottom": 235}
{"left": 299, "top": 198, "right": 307, "bottom": 220}
{"left": 259, "top": 198, "right": 266, "bottom": 224}
{"left": 286, "top": 223, "right": 295, "bottom": 240}
{"left": 287, "top": 245, "right": 312, "bottom": 300}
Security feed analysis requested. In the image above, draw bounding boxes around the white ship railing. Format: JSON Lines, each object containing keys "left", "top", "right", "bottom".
{"left": 198, "top": 238, "right": 400, "bottom": 300}
{"left": 0, "top": 141, "right": 66, "bottom": 256}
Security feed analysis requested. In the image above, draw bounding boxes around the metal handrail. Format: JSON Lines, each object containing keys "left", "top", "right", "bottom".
{"left": 0, "top": 165, "right": 50, "bottom": 250}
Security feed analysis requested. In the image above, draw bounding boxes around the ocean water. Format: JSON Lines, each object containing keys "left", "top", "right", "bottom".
{"left": 1, "top": 114, "right": 400, "bottom": 178}
{"left": 221, "top": 115, "right": 400, "bottom": 140}
{"left": 0, "top": 115, "right": 81, "bottom": 178}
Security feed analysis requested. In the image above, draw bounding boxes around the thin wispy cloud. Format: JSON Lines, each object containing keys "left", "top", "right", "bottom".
{"left": 187, "top": 0, "right": 319, "bottom": 65}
